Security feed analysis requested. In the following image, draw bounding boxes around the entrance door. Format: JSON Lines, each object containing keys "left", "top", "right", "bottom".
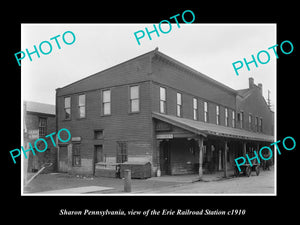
{"left": 160, "top": 141, "right": 171, "bottom": 175}
{"left": 93, "top": 145, "right": 103, "bottom": 175}
{"left": 58, "top": 145, "right": 68, "bottom": 172}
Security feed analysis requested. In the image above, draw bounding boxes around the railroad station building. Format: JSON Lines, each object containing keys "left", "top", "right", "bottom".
{"left": 55, "top": 48, "right": 274, "bottom": 178}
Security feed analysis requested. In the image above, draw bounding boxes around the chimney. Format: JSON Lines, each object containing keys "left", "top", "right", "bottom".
{"left": 249, "top": 77, "right": 254, "bottom": 89}
{"left": 258, "top": 83, "right": 263, "bottom": 95}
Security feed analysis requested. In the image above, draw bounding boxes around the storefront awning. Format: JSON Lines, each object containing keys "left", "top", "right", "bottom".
{"left": 152, "top": 112, "right": 274, "bottom": 142}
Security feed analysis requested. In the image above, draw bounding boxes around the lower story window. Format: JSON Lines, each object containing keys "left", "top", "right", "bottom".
{"left": 73, "top": 144, "right": 81, "bottom": 166}
{"left": 116, "top": 141, "right": 128, "bottom": 163}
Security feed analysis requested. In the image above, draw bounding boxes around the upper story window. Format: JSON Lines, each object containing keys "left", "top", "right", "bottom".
{"left": 78, "top": 94, "right": 86, "bottom": 118}
{"left": 159, "top": 87, "right": 166, "bottom": 114}
{"left": 216, "top": 105, "right": 220, "bottom": 125}
{"left": 259, "top": 118, "right": 263, "bottom": 132}
{"left": 193, "top": 98, "right": 198, "bottom": 120}
{"left": 232, "top": 110, "right": 236, "bottom": 128}
{"left": 176, "top": 92, "right": 182, "bottom": 117}
{"left": 225, "top": 108, "right": 229, "bottom": 126}
{"left": 249, "top": 114, "right": 253, "bottom": 130}
{"left": 102, "top": 89, "right": 111, "bottom": 115}
{"left": 204, "top": 102, "right": 208, "bottom": 123}
{"left": 255, "top": 116, "right": 259, "bottom": 132}
{"left": 238, "top": 112, "right": 244, "bottom": 129}
{"left": 130, "top": 85, "right": 139, "bottom": 113}
{"left": 64, "top": 96, "right": 71, "bottom": 120}
{"left": 38, "top": 117, "right": 47, "bottom": 137}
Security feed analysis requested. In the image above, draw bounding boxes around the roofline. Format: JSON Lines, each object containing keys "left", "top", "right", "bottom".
{"left": 56, "top": 49, "right": 157, "bottom": 91}
{"left": 153, "top": 50, "right": 238, "bottom": 95}
{"left": 57, "top": 48, "right": 238, "bottom": 95}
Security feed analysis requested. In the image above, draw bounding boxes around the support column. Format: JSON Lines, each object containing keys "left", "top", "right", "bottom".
{"left": 224, "top": 140, "right": 228, "bottom": 178}
{"left": 243, "top": 141, "right": 247, "bottom": 157}
{"left": 156, "top": 139, "right": 163, "bottom": 177}
{"left": 198, "top": 136, "right": 204, "bottom": 180}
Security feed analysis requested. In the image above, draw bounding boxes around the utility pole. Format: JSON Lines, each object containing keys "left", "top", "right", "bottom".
{"left": 267, "top": 90, "right": 272, "bottom": 110}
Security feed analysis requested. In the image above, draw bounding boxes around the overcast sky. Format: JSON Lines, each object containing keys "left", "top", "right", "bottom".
{"left": 21, "top": 24, "right": 276, "bottom": 109}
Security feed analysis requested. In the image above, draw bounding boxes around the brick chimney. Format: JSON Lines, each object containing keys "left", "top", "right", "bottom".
{"left": 249, "top": 77, "right": 254, "bottom": 89}
{"left": 258, "top": 83, "right": 262, "bottom": 95}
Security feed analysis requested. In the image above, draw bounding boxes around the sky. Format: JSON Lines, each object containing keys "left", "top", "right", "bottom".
{"left": 21, "top": 23, "right": 276, "bottom": 109}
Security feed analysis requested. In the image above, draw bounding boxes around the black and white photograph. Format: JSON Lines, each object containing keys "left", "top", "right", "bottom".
{"left": 21, "top": 24, "right": 276, "bottom": 195}
{"left": 4, "top": 5, "right": 299, "bottom": 224}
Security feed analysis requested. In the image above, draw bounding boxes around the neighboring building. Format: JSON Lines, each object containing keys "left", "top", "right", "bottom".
{"left": 55, "top": 48, "right": 274, "bottom": 177}
{"left": 23, "top": 101, "right": 56, "bottom": 173}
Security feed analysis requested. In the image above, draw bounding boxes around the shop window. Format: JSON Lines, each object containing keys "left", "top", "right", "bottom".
{"left": 72, "top": 144, "right": 81, "bottom": 166}
{"left": 116, "top": 141, "right": 128, "bottom": 163}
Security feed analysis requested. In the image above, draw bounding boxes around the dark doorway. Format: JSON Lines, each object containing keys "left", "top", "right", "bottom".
{"left": 93, "top": 145, "right": 103, "bottom": 175}
{"left": 160, "top": 141, "right": 171, "bottom": 175}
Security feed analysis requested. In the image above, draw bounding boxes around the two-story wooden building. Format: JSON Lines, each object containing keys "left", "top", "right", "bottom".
{"left": 55, "top": 48, "right": 274, "bottom": 178}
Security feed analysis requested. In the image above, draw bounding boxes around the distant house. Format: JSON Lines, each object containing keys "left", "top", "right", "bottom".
{"left": 23, "top": 101, "right": 56, "bottom": 173}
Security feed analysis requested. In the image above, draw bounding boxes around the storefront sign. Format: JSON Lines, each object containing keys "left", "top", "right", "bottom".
{"left": 156, "top": 134, "right": 173, "bottom": 139}
{"left": 27, "top": 129, "right": 39, "bottom": 139}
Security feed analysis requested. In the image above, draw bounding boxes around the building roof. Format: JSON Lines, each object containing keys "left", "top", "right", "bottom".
{"left": 57, "top": 48, "right": 237, "bottom": 95}
{"left": 152, "top": 112, "right": 274, "bottom": 142}
{"left": 25, "top": 101, "right": 55, "bottom": 115}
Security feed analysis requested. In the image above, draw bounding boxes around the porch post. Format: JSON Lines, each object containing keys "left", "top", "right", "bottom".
{"left": 243, "top": 141, "right": 247, "bottom": 157}
{"left": 198, "top": 136, "right": 204, "bottom": 180}
{"left": 156, "top": 139, "right": 163, "bottom": 177}
{"left": 224, "top": 140, "right": 228, "bottom": 178}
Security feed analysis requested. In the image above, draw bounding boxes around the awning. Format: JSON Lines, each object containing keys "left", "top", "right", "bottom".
{"left": 152, "top": 112, "right": 274, "bottom": 142}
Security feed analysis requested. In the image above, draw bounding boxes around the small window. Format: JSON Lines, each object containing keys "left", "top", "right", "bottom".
{"left": 78, "top": 94, "right": 86, "bottom": 118}
{"left": 193, "top": 98, "right": 198, "bottom": 120}
{"left": 72, "top": 144, "right": 81, "bottom": 166}
{"left": 204, "top": 102, "right": 208, "bottom": 123}
{"left": 249, "top": 114, "right": 253, "bottom": 130}
{"left": 240, "top": 112, "right": 244, "bottom": 129}
{"left": 94, "top": 130, "right": 103, "bottom": 139}
{"left": 38, "top": 117, "right": 47, "bottom": 137}
{"left": 255, "top": 117, "right": 259, "bottom": 132}
{"left": 259, "top": 118, "right": 263, "bottom": 132}
{"left": 216, "top": 105, "right": 220, "bottom": 125}
{"left": 225, "top": 108, "right": 229, "bottom": 126}
{"left": 232, "top": 110, "right": 236, "bottom": 128}
{"left": 176, "top": 93, "right": 182, "bottom": 117}
{"left": 102, "top": 90, "right": 111, "bottom": 115}
{"left": 130, "top": 85, "right": 139, "bottom": 113}
{"left": 64, "top": 97, "right": 71, "bottom": 120}
{"left": 116, "top": 141, "right": 128, "bottom": 163}
{"left": 159, "top": 87, "right": 166, "bottom": 114}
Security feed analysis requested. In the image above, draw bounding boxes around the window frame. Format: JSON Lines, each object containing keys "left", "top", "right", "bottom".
{"left": 225, "top": 108, "right": 229, "bottom": 126}
{"left": 193, "top": 97, "right": 198, "bottom": 121}
{"left": 176, "top": 92, "right": 182, "bottom": 117}
{"left": 216, "top": 105, "right": 220, "bottom": 125}
{"left": 204, "top": 101, "right": 208, "bottom": 123}
{"left": 72, "top": 143, "right": 81, "bottom": 167}
{"left": 159, "top": 87, "right": 167, "bottom": 114}
{"left": 78, "top": 94, "right": 86, "bottom": 119}
{"left": 38, "top": 117, "right": 47, "bottom": 138}
{"left": 64, "top": 96, "right": 71, "bottom": 120}
{"left": 102, "top": 89, "right": 111, "bottom": 116}
{"left": 129, "top": 85, "right": 140, "bottom": 113}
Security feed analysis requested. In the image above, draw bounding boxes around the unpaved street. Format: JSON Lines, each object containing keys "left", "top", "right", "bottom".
{"left": 135, "top": 168, "right": 275, "bottom": 194}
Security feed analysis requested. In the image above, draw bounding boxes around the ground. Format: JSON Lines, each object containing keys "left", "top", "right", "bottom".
{"left": 23, "top": 167, "right": 275, "bottom": 195}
